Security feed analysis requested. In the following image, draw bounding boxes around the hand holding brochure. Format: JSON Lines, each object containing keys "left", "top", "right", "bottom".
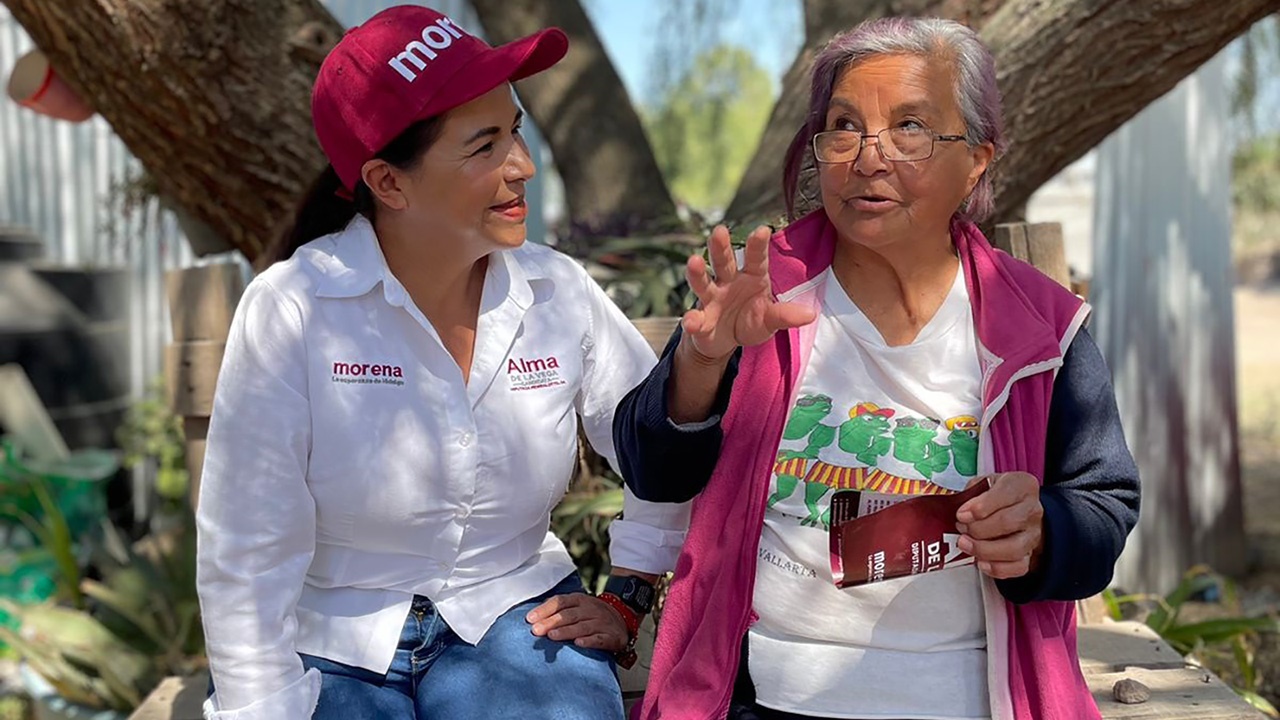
{"left": 829, "top": 478, "right": 991, "bottom": 588}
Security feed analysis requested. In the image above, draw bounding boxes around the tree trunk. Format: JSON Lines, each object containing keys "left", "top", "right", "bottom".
{"left": 724, "top": 0, "right": 1280, "bottom": 226}
{"left": 468, "top": 0, "right": 681, "bottom": 236}
{"left": 724, "top": 0, "right": 998, "bottom": 225}
{"left": 985, "top": 0, "right": 1280, "bottom": 223}
{"left": 3, "top": 0, "right": 343, "bottom": 263}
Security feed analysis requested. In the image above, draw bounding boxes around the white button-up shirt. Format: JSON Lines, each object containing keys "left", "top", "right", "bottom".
{"left": 196, "top": 216, "right": 689, "bottom": 719}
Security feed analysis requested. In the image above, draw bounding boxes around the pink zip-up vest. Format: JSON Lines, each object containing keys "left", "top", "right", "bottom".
{"left": 636, "top": 211, "right": 1095, "bottom": 720}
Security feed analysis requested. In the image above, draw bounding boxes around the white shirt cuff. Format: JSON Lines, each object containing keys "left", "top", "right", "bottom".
{"left": 609, "top": 518, "right": 686, "bottom": 574}
{"left": 203, "top": 667, "right": 321, "bottom": 720}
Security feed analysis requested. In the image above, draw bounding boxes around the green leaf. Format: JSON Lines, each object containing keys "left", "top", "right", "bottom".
{"left": 1232, "top": 635, "right": 1257, "bottom": 691}
{"left": 1100, "top": 589, "right": 1123, "bottom": 621}
{"left": 1162, "top": 616, "right": 1280, "bottom": 649}
{"left": 80, "top": 579, "right": 167, "bottom": 650}
{"left": 29, "top": 479, "right": 83, "bottom": 608}
{"left": 1148, "top": 566, "right": 1219, "bottom": 633}
{"left": 1238, "top": 689, "right": 1280, "bottom": 718}
{"left": 25, "top": 449, "right": 121, "bottom": 484}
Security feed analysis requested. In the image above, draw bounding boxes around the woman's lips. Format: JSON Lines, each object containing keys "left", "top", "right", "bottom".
{"left": 490, "top": 197, "right": 527, "bottom": 220}
{"left": 848, "top": 195, "right": 897, "bottom": 213}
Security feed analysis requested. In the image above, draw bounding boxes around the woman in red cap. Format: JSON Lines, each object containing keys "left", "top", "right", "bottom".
{"left": 194, "top": 6, "right": 686, "bottom": 719}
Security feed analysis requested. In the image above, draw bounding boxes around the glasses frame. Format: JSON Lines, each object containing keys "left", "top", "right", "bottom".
{"left": 812, "top": 128, "right": 967, "bottom": 164}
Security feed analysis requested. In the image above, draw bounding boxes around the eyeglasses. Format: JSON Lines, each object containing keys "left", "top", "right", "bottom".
{"left": 812, "top": 127, "right": 967, "bottom": 164}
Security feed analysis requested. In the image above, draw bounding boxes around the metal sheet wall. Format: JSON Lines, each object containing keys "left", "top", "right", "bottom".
{"left": 1092, "top": 49, "right": 1245, "bottom": 592}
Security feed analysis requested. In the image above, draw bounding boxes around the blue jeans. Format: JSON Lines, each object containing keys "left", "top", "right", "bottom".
{"left": 213, "top": 574, "right": 622, "bottom": 719}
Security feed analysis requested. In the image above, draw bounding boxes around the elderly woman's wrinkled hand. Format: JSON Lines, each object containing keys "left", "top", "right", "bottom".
{"left": 682, "top": 224, "right": 817, "bottom": 363}
{"left": 954, "top": 472, "right": 1045, "bottom": 580}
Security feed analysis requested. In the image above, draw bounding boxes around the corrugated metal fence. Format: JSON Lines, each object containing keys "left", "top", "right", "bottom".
{"left": 1, "top": 6, "right": 206, "bottom": 413}
{"left": 1093, "top": 49, "right": 1245, "bottom": 593}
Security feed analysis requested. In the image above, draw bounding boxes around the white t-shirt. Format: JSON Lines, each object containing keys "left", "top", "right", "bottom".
{"left": 749, "top": 266, "right": 990, "bottom": 719}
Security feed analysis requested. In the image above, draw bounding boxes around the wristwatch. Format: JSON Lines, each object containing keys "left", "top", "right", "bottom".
{"left": 603, "top": 575, "right": 656, "bottom": 617}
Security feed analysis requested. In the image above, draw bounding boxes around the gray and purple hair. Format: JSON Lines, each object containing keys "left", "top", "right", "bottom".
{"left": 782, "top": 17, "right": 1005, "bottom": 222}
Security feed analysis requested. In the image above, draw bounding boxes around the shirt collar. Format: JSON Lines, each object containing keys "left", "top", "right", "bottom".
{"left": 310, "top": 215, "right": 537, "bottom": 311}
{"left": 311, "top": 215, "right": 385, "bottom": 299}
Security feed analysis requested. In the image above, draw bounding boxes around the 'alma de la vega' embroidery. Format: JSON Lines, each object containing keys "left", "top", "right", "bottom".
{"left": 507, "top": 355, "right": 565, "bottom": 391}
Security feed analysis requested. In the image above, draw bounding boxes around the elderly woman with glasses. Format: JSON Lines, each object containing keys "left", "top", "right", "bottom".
{"left": 613, "top": 16, "right": 1140, "bottom": 720}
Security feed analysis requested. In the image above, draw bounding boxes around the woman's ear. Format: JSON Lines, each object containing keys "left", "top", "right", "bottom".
{"left": 361, "top": 159, "right": 408, "bottom": 212}
{"left": 965, "top": 141, "right": 995, "bottom": 197}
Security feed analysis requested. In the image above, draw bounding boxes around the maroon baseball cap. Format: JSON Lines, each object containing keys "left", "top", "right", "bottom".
{"left": 312, "top": 5, "right": 568, "bottom": 190}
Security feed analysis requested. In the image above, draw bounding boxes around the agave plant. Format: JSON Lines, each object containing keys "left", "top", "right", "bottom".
{"left": 0, "top": 440, "right": 203, "bottom": 713}
{"left": 0, "top": 600, "right": 154, "bottom": 711}
{"left": 0, "top": 513, "right": 204, "bottom": 713}
{"left": 585, "top": 234, "right": 702, "bottom": 319}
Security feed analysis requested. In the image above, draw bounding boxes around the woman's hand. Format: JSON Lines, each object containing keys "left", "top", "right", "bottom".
{"left": 682, "top": 224, "right": 817, "bottom": 362}
{"left": 956, "top": 472, "right": 1045, "bottom": 579}
{"left": 526, "top": 593, "right": 628, "bottom": 652}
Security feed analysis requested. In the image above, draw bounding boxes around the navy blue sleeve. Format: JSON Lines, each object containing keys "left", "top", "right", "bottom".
{"left": 997, "top": 327, "right": 1141, "bottom": 604}
{"left": 612, "top": 325, "right": 741, "bottom": 503}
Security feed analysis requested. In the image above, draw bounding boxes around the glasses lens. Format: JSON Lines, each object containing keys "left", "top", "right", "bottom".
{"left": 817, "top": 132, "right": 861, "bottom": 163}
{"left": 884, "top": 127, "right": 932, "bottom": 161}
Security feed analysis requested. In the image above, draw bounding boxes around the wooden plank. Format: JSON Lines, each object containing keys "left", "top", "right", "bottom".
{"left": 1077, "top": 621, "right": 1187, "bottom": 674}
{"left": 0, "top": 363, "right": 69, "bottom": 461}
{"left": 1073, "top": 277, "right": 1092, "bottom": 300}
{"left": 994, "top": 222, "right": 1072, "bottom": 289}
{"left": 127, "top": 673, "right": 207, "bottom": 720}
{"left": 1024, "top": 222, "right": 1072, "bottom": 289}
{"left": 1087, "top": 666, "right": 1263, "bottom": 719}
{"left": 183, "top": 417, "right": 209, "bottom": 512}
{"left": 1077, "top": 593, "right": 1112, "bottom": 626}
{"left": 630, "top": 317, "right": 682, "bottom": 356}
{"left": 992, "top": 222, "right": 1030, "bottom": 261}
{"left": 164, "top": 342, "right": 224, "bottom": 417}
{"left": 165, "top": 264, "right": 244, "bottom": 343}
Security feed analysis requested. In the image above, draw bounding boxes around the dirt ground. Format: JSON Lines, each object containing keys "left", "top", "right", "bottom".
{"left": 1235, "top": 284, "right": 1280, "bottom": 705}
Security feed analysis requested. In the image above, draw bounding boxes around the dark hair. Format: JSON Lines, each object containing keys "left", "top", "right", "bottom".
{"left": 263, "top": 116, "right": 447, "bottom": 267}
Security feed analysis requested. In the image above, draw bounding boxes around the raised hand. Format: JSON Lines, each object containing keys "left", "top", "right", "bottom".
{"left": 681, "top": 225, "right": 817, "bottom": 363}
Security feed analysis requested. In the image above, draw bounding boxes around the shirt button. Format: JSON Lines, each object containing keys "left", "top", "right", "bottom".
{"left": 455, "top": 507, "right": 469, "bottom": 520}
{"left": 459, "top": 432, "right": 473, "bottom": 447}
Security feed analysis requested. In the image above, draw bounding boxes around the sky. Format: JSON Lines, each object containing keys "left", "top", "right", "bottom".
{"left": 581, "top": 0, "right": 804, "bottom": 108}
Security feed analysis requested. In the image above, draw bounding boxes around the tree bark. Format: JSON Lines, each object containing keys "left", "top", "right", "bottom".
{"left": 468, "top": 0, "right": 681, "bottom": 236}
{"left": 724, "top": 0, "right": 1280, "bottom": 226}
{"left": 985, "top": 0, "right": 1280, "bottom": 223}
{"left": 3, "top": 0, "right": 343, "bottom": 262}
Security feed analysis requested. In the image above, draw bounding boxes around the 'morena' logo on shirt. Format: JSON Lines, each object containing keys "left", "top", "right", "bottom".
{"left": 332, "top": 361, "right": 405, "bottom": 387}
{"left": 507, "top": 355, "right": 565, "bottom": 392}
